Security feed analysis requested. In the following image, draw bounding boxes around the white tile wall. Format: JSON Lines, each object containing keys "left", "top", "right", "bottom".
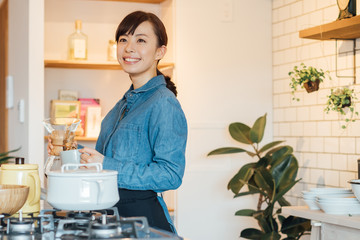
{"left": 272, "top": 0, "right": 360, "bottom": 202}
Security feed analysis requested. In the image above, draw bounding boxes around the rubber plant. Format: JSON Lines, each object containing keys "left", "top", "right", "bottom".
{"left": 0, "top": 147, "right": 21, "bottom": 165}
{"left": 208, "top": 114, "right": 310, "bottom": 240}
{"left": 324, "top": 87, "right": 358, "bottom": 129}
{"left": 289, "top": 63, "right": 331, "bottom": 101}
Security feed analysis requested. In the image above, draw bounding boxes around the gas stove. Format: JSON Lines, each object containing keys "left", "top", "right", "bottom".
{"left": 0, "top": 207, "right": 183, "bottom": 240}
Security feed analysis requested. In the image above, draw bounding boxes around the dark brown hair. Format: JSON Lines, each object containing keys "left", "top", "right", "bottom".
{"left": 115, "top": 11, "right": 177, "bottom": 96}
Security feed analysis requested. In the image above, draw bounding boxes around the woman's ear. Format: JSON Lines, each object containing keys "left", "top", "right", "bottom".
{"left": 155, "top": 45, "right": 167, "bottom": 60}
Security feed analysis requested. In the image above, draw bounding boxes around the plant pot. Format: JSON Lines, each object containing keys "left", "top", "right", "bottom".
{"left": 342, "top": 97, "right": 351, "bottom": 108}
{"left": 303, "top": 79, "right": 320, "bottom": 93}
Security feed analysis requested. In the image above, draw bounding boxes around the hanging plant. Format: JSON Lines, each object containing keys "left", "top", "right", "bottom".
{"left": 324, "top": 87, "right": 359, "bottom": 129}
{"left": 289, "top": 63, "right": 331, "bottom": 101}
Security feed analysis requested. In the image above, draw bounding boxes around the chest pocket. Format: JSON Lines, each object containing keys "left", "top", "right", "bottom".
{"left": 112, "top": 123, "right": 142, "bottom": 159}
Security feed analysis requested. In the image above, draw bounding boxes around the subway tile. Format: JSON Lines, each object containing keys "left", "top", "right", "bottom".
{"left": 297, "top": 137, "right": 311, "bottom": 152}
{"left": 284, "top": 18, "right": 297, "bottom": 34}
{"left": 273, "top": 22, "right": 284, "bottom": 37}
{"left": 298, "top": 167, "right": 311, "bottom": 182}
{"left": 278, "top": 5, "right": 291, "bottom": 22}
{"left": 274, "top": 108, "right": 285, "bottom": 122}
{"left": 347, "top": 155, "right": 358, "bottom": 172}
{"left": 279, "top": 93, "right": 291, "bottom": 107}
{"left": 290, "top": 1, "right": 302, "bottom": 18}
{"left": 324, "top": 137, "right": 339, "bottom": 153}
{"left": 297, "top": 106, "right": 310, "bottom": 121}
{"left": 279, "top": 35, "right": 291, "bottom": 50}
{"left": 273, "top": 95, "right": 280, "bottom": 108}
{"left": 273, "top": 66, "right": 281, "bottom": 80}
{"left": 291, "top": 122, "right": 304, "bottom": 136}
{"left": 279, "top": 123, "right": 291, "bottom": 136}
{"left": 303, "top": 0, "right": 316, "bottom": 14}
{"left": 332, "top": 154, "right": 347, "bottom": 171}
{"left": 303, "top": 121, "right": 317, "bottom": 136}
{"left": 331, "top": 121, "right": 347, "bottom": 136}
{"left": 317, "top": 121, "right": 331, "bottom": 136}
{"left": 303, "top": 91, "right": 318, "bottom": 106}
{"left": 339, "top": 171, "right": 357, "bottom": 188}
{"left": 309, "top": 106, "right": 324, "bottom": 121}
{"left": 273, "top": 51, "right": 283, "bottom": 66}
{"left": 310, "top": 137, "right": 324, "bottom": 152}
{"left": 297, "top": 14, "right": 310, "bottom": 32}
{"left": 273, "top": 0, "right": 284, "bottom": 9}
{"left": 273, "top": 37, "right": 280, "bottom": 52}
{"left": 310, "top": 169, "right": 325, "bottom": 185}
{"left": 323, "top": 6, "right": 339, "bottom": 23}
{"left": 273, "top": 8, "right": 280, "bottom": 23}
{"left": 317, "top": 89, "right": 328, "bottom": 105}
{"left": 284, "top": 48, "right": 297, "bottom": 64}
{"left": 309, "top": 42, "right": 324, "bottom": 59}
{"left": 324, "top": 170, "right": 339, "bottom": 186}
{"left": 317, "top": 153, "right": 332, "bottom": 169}
{"left": 284, "top": 107, "right": 297, "bottom": 121}
{"left": 273, "top": 123, "right": 280, "bottom": 136}
{"left": 339, "top": 137, "right": 356, "bottom": 154}
{"left": 347, "top": 121, "right": 360, "bottom": 137}
{"left": 291, "top": 92, "right": 304, "bottom": 106}
{"left": 303, "top": 152, "right": 317, "bottom": 168}
{"left": 274, "top": 80, "right": 284, "bottom": 94}
{"left": 317, "top": 0, "right": 336, "bottom": 9}
{"left": 290, "top": 32, "right": 302, "bottom": 47}
{"left": 297, "top": 45, "right": 310, "bottom": 61}
{"left": 309, "top": 11, "right": 323, "bottom": 27}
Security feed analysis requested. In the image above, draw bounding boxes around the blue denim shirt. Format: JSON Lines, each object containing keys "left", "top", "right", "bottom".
{"left": 96, "top": 75, "right": 187, "bottom": 192}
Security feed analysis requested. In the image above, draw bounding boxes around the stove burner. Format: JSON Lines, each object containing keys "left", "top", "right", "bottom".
{"left": 7, "top": 219, "right": 34, "bottom": 234}
{"left": 89, "top": 222, "right": 120, "bottom": 239}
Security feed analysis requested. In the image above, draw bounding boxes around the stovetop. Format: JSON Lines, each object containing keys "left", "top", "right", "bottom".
{"left": 0, "top": 208, "right": 183, "bottom": 240}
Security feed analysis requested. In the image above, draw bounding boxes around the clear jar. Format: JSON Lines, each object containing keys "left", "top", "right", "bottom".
{"left": 108, "top": 40, "right": 117, "bottom": 61}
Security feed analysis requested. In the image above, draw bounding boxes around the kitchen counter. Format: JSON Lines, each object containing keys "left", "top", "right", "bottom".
{"left": 282, "top": 206, "right": 360, "bottom": 240}
{"left": 282, "top": 206, "right": 360, "bottom": 230}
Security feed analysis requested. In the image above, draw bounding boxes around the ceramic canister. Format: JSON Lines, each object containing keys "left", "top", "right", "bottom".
{"left": 0, "top": 160, "right": 41, "bottom": 213}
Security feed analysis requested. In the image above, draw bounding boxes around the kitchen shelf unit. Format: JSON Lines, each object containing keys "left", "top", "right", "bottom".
{"left": 97, "top": 0, "right": 167, "bottom": 3}
{"left": 299, "top": 15, "right": 360, "bottom": 40}
{"left": 44, "top": 60, "right": 174, "bottom": 70}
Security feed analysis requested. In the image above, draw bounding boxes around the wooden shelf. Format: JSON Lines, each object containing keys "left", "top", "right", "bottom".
{"left": 299, "top": 15, "right": 360, "bottom": 40}
{"left": 44, "top": 60, "right": 174, "bottom": 70}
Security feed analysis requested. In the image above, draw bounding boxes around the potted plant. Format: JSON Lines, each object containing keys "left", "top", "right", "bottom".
{"left": 289, "top": 63, "right": 331, "bottom": 101}
{"left": 0, "top": 147, "right": 21, "bottom": 165}
{"left": 324, "top": 87, "right": 358, "bottom": 129}
{"left": 208, "top": 114, "right": 310, "bottom": 239}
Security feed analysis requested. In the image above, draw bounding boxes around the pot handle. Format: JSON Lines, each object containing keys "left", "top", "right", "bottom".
{"left": 28, "top": 172, "right": 41, "bottom": 206}
{"left": 82, "top": 179, "right": 104, "bottom": 204}
{"left": 61, "top": 163, "right": 102, "bottom": 172}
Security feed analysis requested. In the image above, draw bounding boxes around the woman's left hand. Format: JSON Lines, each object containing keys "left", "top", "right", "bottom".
{"left": 79, "top": 147, "right": 104, "bottom": 164}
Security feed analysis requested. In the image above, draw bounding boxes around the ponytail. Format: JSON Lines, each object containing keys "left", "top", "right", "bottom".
{"left": 157, "top": 69, "right": 177, "bottom": 97}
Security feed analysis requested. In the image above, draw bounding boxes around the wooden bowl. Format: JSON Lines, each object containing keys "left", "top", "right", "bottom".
{"left": 0, "top": 184, "right": 29, "bottom": 215}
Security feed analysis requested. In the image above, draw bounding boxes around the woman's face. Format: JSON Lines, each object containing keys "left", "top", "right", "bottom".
{"left": 117, "top": 21, "right": 166, "bottom": 83}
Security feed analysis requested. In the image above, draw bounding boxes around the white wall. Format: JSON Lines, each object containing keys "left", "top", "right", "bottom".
{"left": 8, "top": 0, "right": 44, "bottom": 176}
{"left": 174, "top": 0, "right": 272, "bottom": 239}
{"left": 272, "top": 0, "right": 360, "bottom": 204}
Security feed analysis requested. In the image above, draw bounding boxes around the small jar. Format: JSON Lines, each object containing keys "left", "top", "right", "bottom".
{"left": 107, "top": 40, "right": 117, "bottom": 61}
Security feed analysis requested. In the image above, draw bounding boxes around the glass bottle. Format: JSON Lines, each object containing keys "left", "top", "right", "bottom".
{"left": 107, "top": 40, "right": 117, "bottom": 61}
{"left": 68, "top": 20, "right": 88, "bottom": 60}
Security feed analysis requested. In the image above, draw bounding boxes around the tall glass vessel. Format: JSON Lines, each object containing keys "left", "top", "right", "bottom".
{"left": 68, "top": 20, "right": 88, "bottom": 60}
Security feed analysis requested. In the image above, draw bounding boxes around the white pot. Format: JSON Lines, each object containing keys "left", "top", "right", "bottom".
{"left": 46, "top": 163, "right": 119, "bottom": 211}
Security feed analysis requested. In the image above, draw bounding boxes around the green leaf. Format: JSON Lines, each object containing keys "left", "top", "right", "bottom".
{"left": 235, "top": 209, "right": 256, "bottom": 216}
{"left": 261, "top": 231, "right": 281, "bottom": 240}
{"left": 234, "top": 190, "right": 259, "bottom": 198}
{"left": 240, "top": 228, "right": 265, "bottom": 239}
{"left": 273, "top": 179, "right": 301, "bottom": 204}
{"left": 278, "top": 215, "right": 286, "bottom": 224}
{"left": 227, "top": 163, "right": 255, "bottom": 194}
{"left": 0, "top": 147, "right": 21, "bottom": 158}
{"left": 278, "top": 197, "right": 291, "bottom": 207}
{"left": 269, "top": 146, "right": 293, "bottom": 166}
{"left": 254, "top": 168, "right": 275, "bottom": 200}
{"left": 281, "top": 216, "right": 311, "bottom": 237}
{"left": 207, "top": 147, "right": 247, "bottom": 156}
{"left": 229, "top": 122, "right": 252, "bottom": 144}
{"left": 271, "top": 155, "right": 299, "bottom": 192}
{"left": 249, "top": 114, "right": 267, "bottom": 143}
{"left": 258, "top": 141, "right": 284, "bottom": 154}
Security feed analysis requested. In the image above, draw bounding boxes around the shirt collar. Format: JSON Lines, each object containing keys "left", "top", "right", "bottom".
{"left": 128, "top": 75, "right": 166, "bottom": 94}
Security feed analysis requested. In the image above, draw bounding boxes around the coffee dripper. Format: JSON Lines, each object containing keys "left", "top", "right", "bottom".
{"left": 43, "top": 117, "right": 81, "bottom": 173}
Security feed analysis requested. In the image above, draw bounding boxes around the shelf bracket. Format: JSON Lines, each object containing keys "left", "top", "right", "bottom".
{"left": 335, "top": 39, "right": 357, "bottom": 84}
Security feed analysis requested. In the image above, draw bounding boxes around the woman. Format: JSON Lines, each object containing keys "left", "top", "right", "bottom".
{"left": 78, "top": 11, "right": 186, "bottom": 233}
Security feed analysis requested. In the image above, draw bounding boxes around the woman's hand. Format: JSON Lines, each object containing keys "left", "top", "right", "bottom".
{"left": 47, "top": 136, "right": 53, "bottom": 156}
{"left": 79, "top": 147, "right": 104, "bottom": 164}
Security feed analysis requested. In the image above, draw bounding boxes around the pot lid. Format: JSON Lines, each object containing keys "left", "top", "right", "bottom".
{"left": 1, "top": 163, "right": 38, "bottom": 170}
{"left": 47, "top": 163, "right": 117, "bottom": 177}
